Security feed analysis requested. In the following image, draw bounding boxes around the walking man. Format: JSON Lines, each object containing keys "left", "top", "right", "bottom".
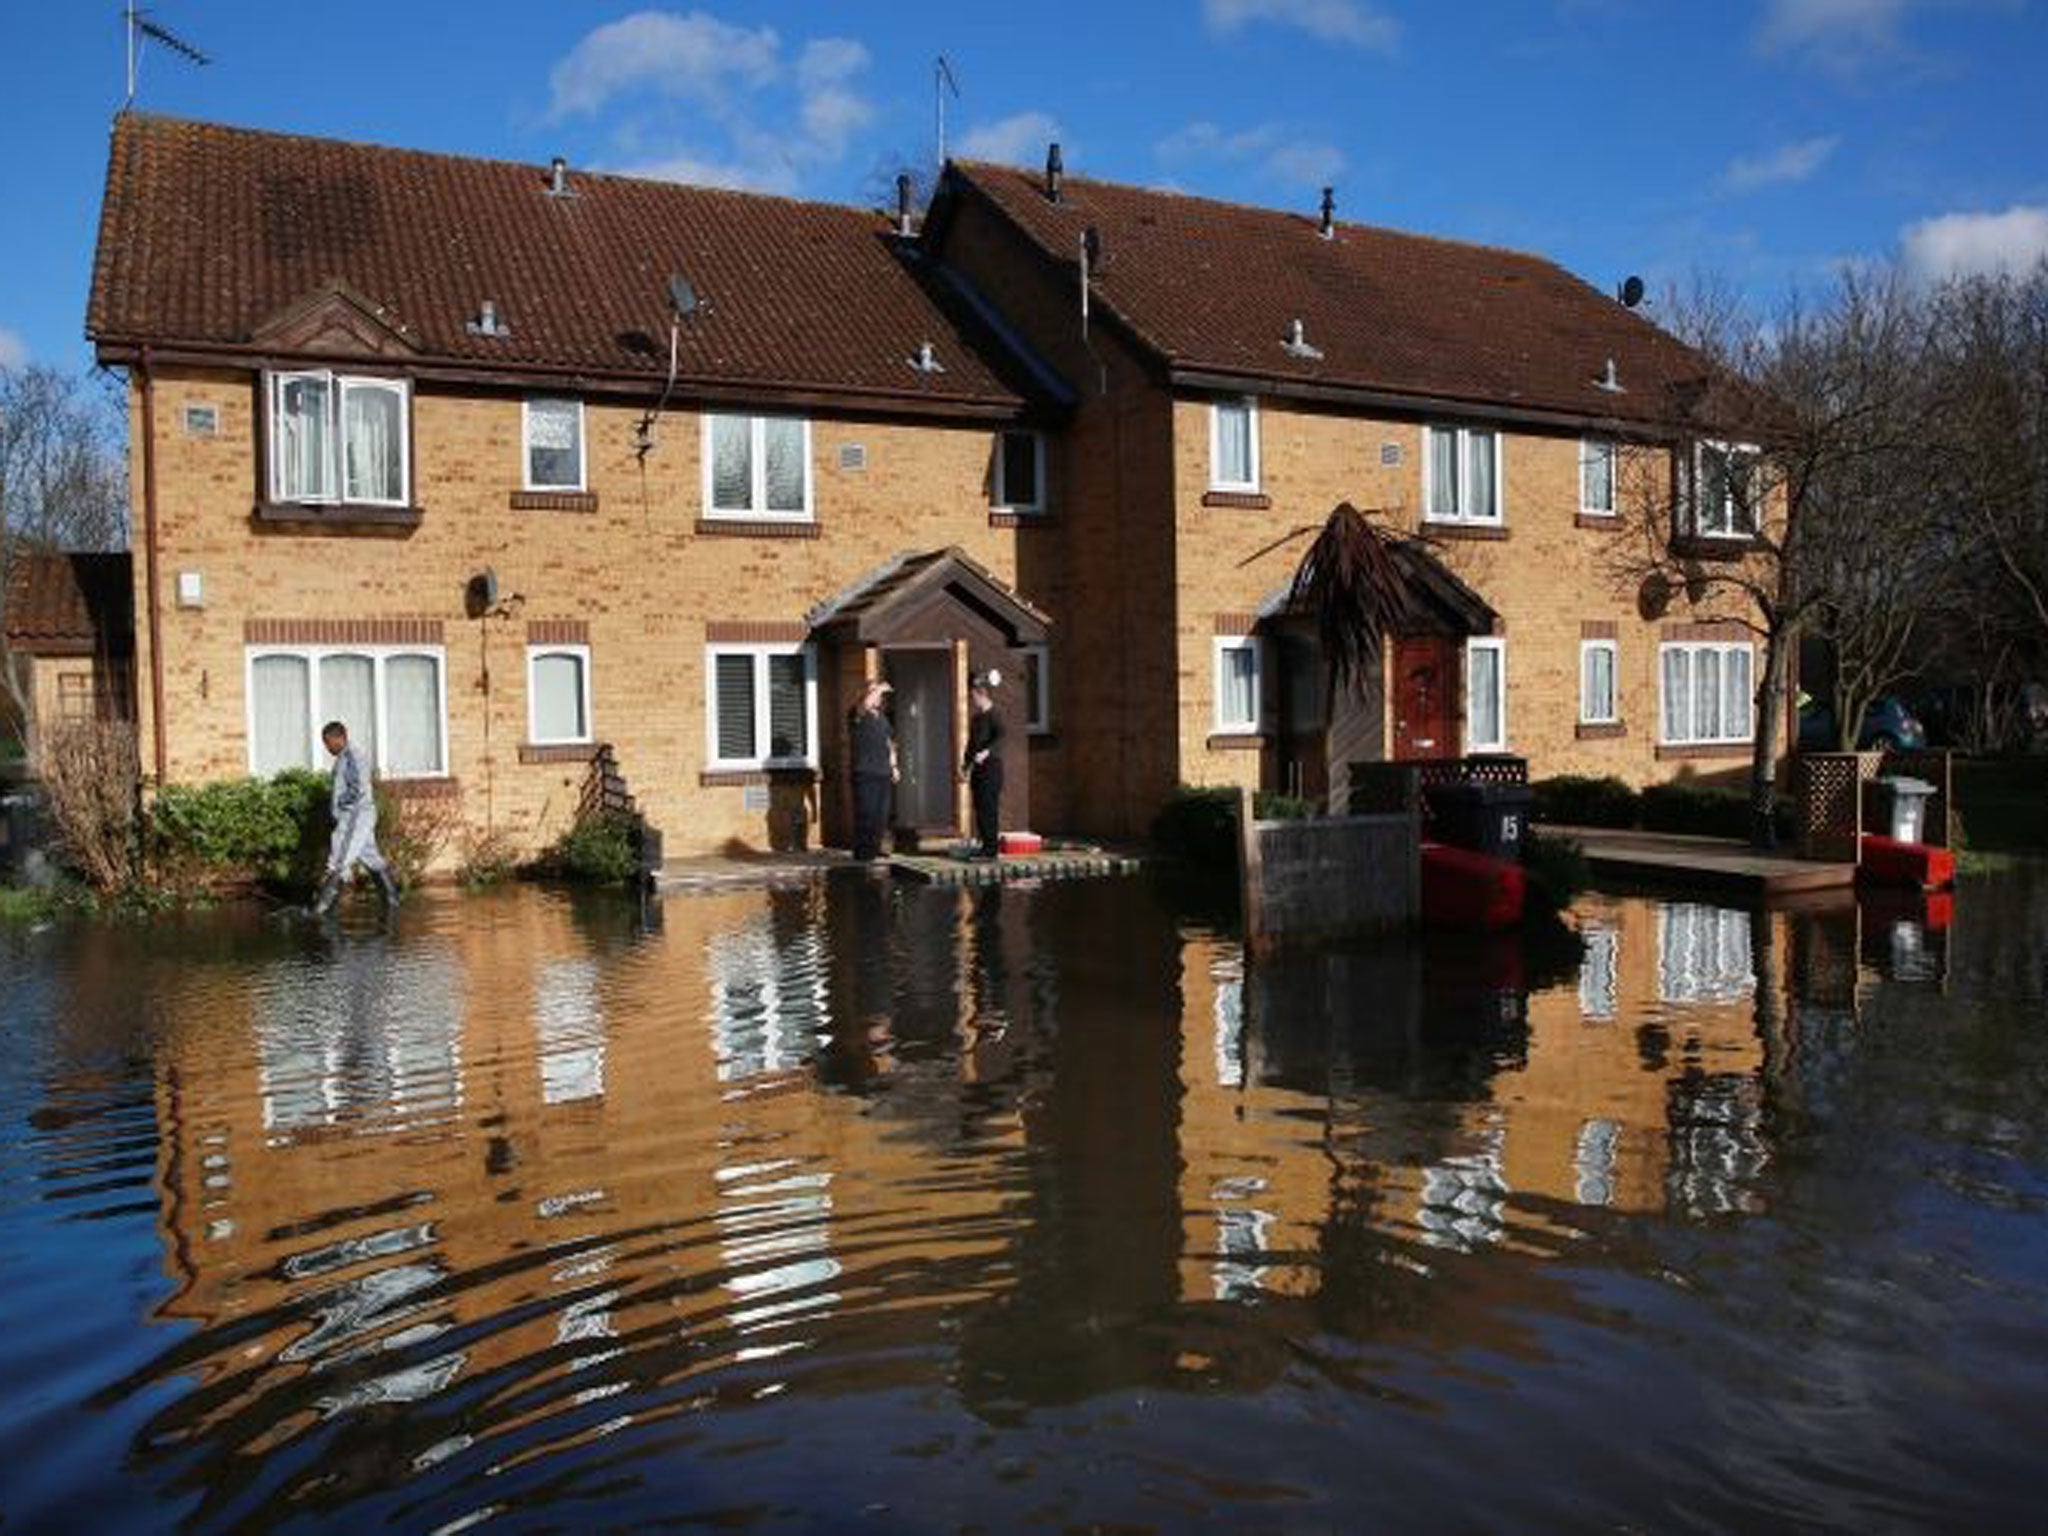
{"left": 313, "top": 721, "right": 401, "bottom": 914}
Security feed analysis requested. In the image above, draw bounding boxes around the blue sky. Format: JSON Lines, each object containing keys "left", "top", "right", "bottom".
{"left": 4, "top": 0, "right": 2045, "bottom": 374}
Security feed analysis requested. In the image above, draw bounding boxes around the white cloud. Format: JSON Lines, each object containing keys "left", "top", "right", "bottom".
{"left": 1721, "top": 134, "right": 1840, "bottom": 192}
{"left": 1202, "top": 0, "right": 1400, "bottom": 52}
{"left": 1157, "top": 120, "right": 1347, "bottom": 191}
{"left": 1757, "top": 0, "right": 1911, "bottom": 71}
{"left": 1900, "top": 205, "right": 2048, "bottom": 282}
{"left": 0, "top": 327, "right": 25, "bottom": 369}
{"left": 547, "top": 11, "right": 875, "bottom": 195}
{"left": 958, "top": 111, "right": 1065, "bottom": 167}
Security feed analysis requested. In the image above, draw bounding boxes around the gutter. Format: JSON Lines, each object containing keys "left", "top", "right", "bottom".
{"left": 138, "top": 347, "right": 167, "bottom": 784}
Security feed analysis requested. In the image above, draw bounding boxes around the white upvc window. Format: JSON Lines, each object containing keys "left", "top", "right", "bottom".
{"left": 1424, "top": 424, "right": 1503, "bottom": 525}
{"left": 1683, "top": 439, "right": 1761, "bottom": 539}
{"left": 524, "top": 398, "right": 585, "bottom": 491}
{"left": 1209, "top": 396, "right": 1260, "bottom": 492}
{"left": 703, "top": 414, "right": 812, "bottom": 520}
{"left": 1213, "top": 635, "right": 1263, "bottom": 734}
{"left": 527, "top": 644, "right": 593, "bottom": 746}
{"left": 267, "top": 370, "right": 410, "bottom": 506}
{"left": 1580, "top": 639, "right": 1619, "bottom": 725}
{"left": 704, "top": 643, "right": 817, "bottom": 770}
{"left": 994, "top": 429, "right": 1045, "bottom": 514}
{"left": 1580, "top": 436, "right": 1616, "bottom": 516}
{"left": 245, "top": 645, "right": 447, "bottom": 778}
{"left": 1465, "top": 636, "right": 1507, "bottom": 751}
{"left": 1659, "top": 640, "right": 1755, "bottom": 746}
{"left": 1021, "top": 642, "right": 1051, "bottom": 733}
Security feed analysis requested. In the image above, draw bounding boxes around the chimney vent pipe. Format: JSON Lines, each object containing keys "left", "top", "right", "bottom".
{"left": 548, "top": 156, "right": 570, "bottom": 196}
{"left": 896, "top": 173, "right": 914, "bottom": 237}
{"left": 1319, "top": 185, "right": 1335, "bottom": 239}
{"left": 1046, "top": 142, "right": 1064, "bottom": 202}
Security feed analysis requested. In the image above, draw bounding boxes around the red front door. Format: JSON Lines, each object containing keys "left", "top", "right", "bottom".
{"left": 1392, "top": 634, "right": 1458, "bottom": 760}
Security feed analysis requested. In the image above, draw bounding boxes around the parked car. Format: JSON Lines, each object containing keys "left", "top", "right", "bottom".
{"left": 1798, "top": 694, "right": 1927, "bottom": 751}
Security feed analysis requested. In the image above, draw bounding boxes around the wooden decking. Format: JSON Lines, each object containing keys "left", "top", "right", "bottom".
{"left": 887, "top": 849, "right": 1144, "bottom": 886}
{"left": 1562, "top": 825, "right": 1856, "bottom": 899}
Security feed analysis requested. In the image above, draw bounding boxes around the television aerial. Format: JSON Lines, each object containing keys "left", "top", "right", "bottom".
{"left": 124, "top": 2, "right": 210, "bottom": 108}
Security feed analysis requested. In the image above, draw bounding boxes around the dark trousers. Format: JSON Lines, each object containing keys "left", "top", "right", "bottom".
{"left": 969, "top": 758, "right": 1003, "bottom": 855}
{"left": 852, "top": 772, "right": 891, "bottom": 860}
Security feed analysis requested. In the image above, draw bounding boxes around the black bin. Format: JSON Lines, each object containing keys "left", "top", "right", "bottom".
{"left": 1425, "top": 780, "right": 1534, "bottom": 860}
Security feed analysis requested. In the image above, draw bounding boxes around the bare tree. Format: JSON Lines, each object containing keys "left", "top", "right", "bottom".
{"left": 0, "top": 362, "right": 129, "bottom": 742}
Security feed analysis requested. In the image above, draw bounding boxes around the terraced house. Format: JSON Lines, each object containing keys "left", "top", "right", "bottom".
{"left": 88, "top": 114, "right": 1780, "bottom": 862}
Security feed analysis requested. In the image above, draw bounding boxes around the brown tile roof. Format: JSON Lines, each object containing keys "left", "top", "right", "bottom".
{"left": 943, "top": 161, "right": 1744, "bottom": 431}
{"left": 89, "top": 115, "right": 1034, "bottom": 416}
{"left": 3, "top": 553, "right": 135, "bottom": 656}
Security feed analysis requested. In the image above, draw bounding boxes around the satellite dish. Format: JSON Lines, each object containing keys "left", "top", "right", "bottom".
{"left": 1636, "top": 572, "right": 1671, "bottom": 622}
{"left": 667, "top": 272, "right": 698, "bottom": 318}
{"left": 1619, "top": 275, "right": 1646, "bottom": 308}
{"left": 465, "top": 568, "right": 499, "bottom": 619}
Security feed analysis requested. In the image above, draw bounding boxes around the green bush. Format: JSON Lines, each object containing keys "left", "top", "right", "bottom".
{"left": 457, "top": 827, "right": 520, "bottom": 888}
{"left": 1149, "top": 786, "right": 1242, "bottom": 873}
{"left": 1252, "top": 791, "right": 1318, "bottom": 821}
{"left": 1531, "top": 774, "right": 1639, "bottom": 828}
{"left": 1520, "top": 829, "right": 1590, "bottom": 915}
{"left": 151, "top": 770, "right": 329, "bottom": 889}
{"left": 1639, "top": 781, "right": 1795, "bottom": 842}
{"left": 545, "top": 813, "right": 641, "bottom": 885}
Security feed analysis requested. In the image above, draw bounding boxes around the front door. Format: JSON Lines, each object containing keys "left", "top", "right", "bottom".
{"left": 884, "top": 648, "right": 956, "bottom": 831}
{"left": 1392, "top": 633, "right": 1458, "bottom": 760}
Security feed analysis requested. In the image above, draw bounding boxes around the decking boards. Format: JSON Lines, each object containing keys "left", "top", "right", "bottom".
{"left": 1562, "top": 825, "right": 1856, "bottom": 899}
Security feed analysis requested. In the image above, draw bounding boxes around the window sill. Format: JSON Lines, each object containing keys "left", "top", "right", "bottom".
{"left": 1202, "top": 490, "right": 1271, "bottom": 510}
{"left": 1576, "top": 511, "right": 1620, "bottom": 529}
{"left": 989, "top": 510, "right": 1053, "bottom": 528}
{"left": 1655, "top": 741, "right": 1752, "bottom": 761}
{"left": 1206, "top": 731, "right": 1266, "bottom": 751}
{"left": 1670, "top": 533, "right": 1762, "bottom": 561}
{"left": 384, "top": 775, "right": 460, "bottom": 798}
{"left": 1422, "top": 519, "right": 1508, "bottom": 541}
{"left": 1027, "top": 729, "right": 1057, "bottom": 746}
{"left": 699, "top": 765, "right": 820, "bottom": 787}
{"left": 695, "top": 518, "right": 820, "bottom": 539}
{"left": 1576, "top": 721, "right": 1626, "bottom": 740}
{"left": 512, "top": 490, "right": 598, "bottom": 513}
{"left": 254, "top": 501, "right": 422, "bottom": 530}
{"left": 519, "top": 742, "right": 596, "bottom": 765}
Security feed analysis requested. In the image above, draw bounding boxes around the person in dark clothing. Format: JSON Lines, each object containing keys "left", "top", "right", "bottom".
{"left": 848, "top": 677, "right": 898, "bottom": 862}
{"left": 962, "top": 672, "right": 1005, "bottom": 858}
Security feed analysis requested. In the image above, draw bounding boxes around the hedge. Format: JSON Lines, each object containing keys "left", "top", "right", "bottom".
{"left": 1530, "top": 775, "right": 1639, "bottom": 828}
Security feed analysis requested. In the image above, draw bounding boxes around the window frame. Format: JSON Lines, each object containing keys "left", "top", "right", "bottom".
{"left": 1464, "top": 636, "right": 1508, "bottom": 752}
{"left": 1657, "top": 639, "right": 1755, "bottom": 747}
{"left": 1579, "top": 436, "right": 1617, "bottom": 517}
{"left": 993, "top": 429, "right": 1047, "bottom": 515}
{"left": 265, "top": 369, "right": 412, "bottom": 508}
{"left": 526, "top": 643, "right": 594, "bottom": 747}
{"left": 522, "top": 397, "right": 587, "bottom": 493}
{"left": 1579, "top": 638, "right": 1620, "bottom": 726}
{"left": 1422, "top": 423, "right": 1505, "bottom": 526}
{"left": 703, "top": 642, "right": 819, "bottom": 771}
{"left": 1208, "top": 396, "right": 1261, "bottom": 494}
{"left": 701, "top": 413, "right": 815, "bottom": 522}
{"left": 1020, "top": 642, "right": 1051, "bottom": 733}
{"left": 243, "top": 643, "right": 449, "bottom": 778}
{"left": 1212, "top": 635, "right": 1264, "bottom": 735}
{"left": 1685, "top": 439, "right": 1762, "bottom": 540}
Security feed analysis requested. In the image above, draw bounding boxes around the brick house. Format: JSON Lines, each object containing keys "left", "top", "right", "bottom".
{"left": 3, "top": 551, "right": 136, "bottom": 769}
{"left": 88, "top": 115, "right": 1778, "bottom": 862}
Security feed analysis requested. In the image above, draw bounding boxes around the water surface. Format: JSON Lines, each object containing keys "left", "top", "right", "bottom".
{"left": 2, "top": 868, "right": 2045, "bottom": 1531}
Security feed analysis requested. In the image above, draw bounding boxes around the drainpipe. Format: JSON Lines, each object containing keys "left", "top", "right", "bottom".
{"left": 138, "top": 346, "right": 167, "bottom": 785}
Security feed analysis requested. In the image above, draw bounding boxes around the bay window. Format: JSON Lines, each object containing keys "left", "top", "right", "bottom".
{"left": 704, "top": 414, "right": 811, "bottom": 519}
{"left": 524, "top": 398, "right": 585, "bottom": 491}
{"left": 1213, "top": 636, "right": 1262, "bottom": 734}
{"left": 1580, "top": 639, "right": 1619, "bottom": 725}
{"left": 1465, "top": 637, "right": 1506, "bottom": 751}
{"left": 247, "top": 646, "right": 446, "bottom": 777}
{"left": 267, "top": 370, "right": 409, "bottom": 506}
{"left": 706, "top": 644, "right": 816, "bottom": 769}
{"left": 1659, "top": 640, "right": 1753, "bottom": 746}
{"left": 1209, "top": 397, "right": 1260, "bottom": 492}
{"left": 528, "top": 645, "right": 593, "bottom": 745}
{"left": 1425, "top": 424, "right": 1502, "bottom": 524}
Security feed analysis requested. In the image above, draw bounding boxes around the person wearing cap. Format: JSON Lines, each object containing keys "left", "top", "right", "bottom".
{"left": 848, "top": 676, "right": 899, "bottom": 862}
{"left": 962, "top": 671, "right": 1006, "bottom": 859}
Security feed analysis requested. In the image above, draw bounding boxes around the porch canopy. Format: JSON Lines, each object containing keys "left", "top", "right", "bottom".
{"left": 808, "top": 546, "right": 1050, "bottom": 646}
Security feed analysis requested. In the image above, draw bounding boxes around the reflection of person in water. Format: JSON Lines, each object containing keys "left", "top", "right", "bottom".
{"left": 848, "top": 677, "right": 899, "bottom": 862}
{"left": 961, "top": 672, "right": 1005, "bottom": 859}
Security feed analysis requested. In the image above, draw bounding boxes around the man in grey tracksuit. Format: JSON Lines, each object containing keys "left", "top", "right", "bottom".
{"left": 313, "top": 721, "right": 400, "bottom": 914}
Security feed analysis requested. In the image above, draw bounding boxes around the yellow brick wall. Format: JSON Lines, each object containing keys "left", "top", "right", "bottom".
{"left": 131, "top": 365, "right": 1045, "bottom": 862}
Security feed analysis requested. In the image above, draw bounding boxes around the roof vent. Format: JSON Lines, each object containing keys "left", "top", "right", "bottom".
{"left": 1594, "top": 357, "right": 1625, "bottom": 393}
{"left": 546, "top": 156, "right": 573, "bottom": 197}
{"left": 1319, "top": 185, "right": 1335, "bottom": 239}
{"left": 896, "top": 172, "right": 915, "bottom": 238}
{"left": 910, "top": 339, "right": 945, "bottom": 374}
{"left": 467, "top": 299, "right": 510, "bottom": 339}
{"left": 1045, "top": 142, "right": 1063, "bottom": 203}
{"left": 1281, "top": 318, "right": 1323, "bottom": 360}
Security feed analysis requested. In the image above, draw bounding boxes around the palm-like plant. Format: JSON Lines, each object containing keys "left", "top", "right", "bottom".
{"left": 1286, "top": 502, "right": 1423, "bottom": 699}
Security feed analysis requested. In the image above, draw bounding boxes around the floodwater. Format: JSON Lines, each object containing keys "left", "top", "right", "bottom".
{"left": 2, "top": 868, "right": 2046, "bottom": 1533}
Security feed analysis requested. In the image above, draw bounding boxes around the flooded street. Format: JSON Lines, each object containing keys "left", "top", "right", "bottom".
{"left": 3, "top": 869, "right": 2047, "bottom": 1531}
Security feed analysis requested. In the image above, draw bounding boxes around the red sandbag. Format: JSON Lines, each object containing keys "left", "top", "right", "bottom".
{"left": 998, "top": 831, "right": 1043, "bottom": 857}
{"left": 1858, "top": 834, "right": 1956, "bottom": 891}
{"left": 1421, "top": 842, "right": 1526, "bottom": 929}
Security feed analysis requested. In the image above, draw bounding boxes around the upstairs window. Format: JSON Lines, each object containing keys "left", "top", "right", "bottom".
{"left": 1209, "top": 397, "right": 1260, "bottom": 492}
{"left": 706, "top": 644, "right": 815, "bottom": 769}
{"left": 705, "top": 414, "right": 811, "bottom": 520}
{"left": 1682, "top": 440, "right": 1760, "bottom": 539}
{"left": 524, "top": 398, "right": 585, "bottom": 491}
{"left": 1425, "top": 425, "right": 1502, "bottom": 524}
{"left": 1580, "top": 437, "right": 1616, "bottom": 516}
{"left": 994, "top": 430, "right": 1045, "bottom": 513}
{"left": 268, "top": 371, "right": 409, "bottom": 506}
